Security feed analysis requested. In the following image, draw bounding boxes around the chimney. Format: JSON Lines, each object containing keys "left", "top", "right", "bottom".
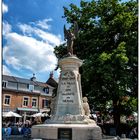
{"left": 30, "top": 73, "right": 36, "bottom": 81}
{"left": 50, "top": 71, "right": 53, "bottom": 78}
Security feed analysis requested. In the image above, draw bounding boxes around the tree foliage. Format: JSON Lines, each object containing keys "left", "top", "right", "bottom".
{"left": 54, "top": 0, "right": 138, "bottom": 131}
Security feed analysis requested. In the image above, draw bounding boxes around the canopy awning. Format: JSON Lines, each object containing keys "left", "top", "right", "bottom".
{"left": 31, "top": 112, "right": 48, "bottom": 117}
{"left": 3, "top": 111, "right": 22, "bottom": 117}
{"left": 17, "top": 107, "right": 38, "bottom": 112}
{"left": 40, "top": 108, "right": 50, "bottom": 113}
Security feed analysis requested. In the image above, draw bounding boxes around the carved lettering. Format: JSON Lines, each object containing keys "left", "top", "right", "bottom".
{"left": 61, "top": 81, "right": 75, "bottom": 85}
{"left": 62, "top": 77, "right": 75, "bottom": 81}
{"left": 62, "top": 92, "right": 74, "bottom": 95}
{"left": 65, "top": 89, "right": 71, "bottom": 91}
{"left": 63, "top": 99, "right": 74, "bottom": 103}
{"left": 60, "top": 71, "right": 76, "bottom": 104}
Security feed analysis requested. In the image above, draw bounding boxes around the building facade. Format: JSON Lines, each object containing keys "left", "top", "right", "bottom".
{"left": 2, "top": 74, "right": 57, "bottom": 119}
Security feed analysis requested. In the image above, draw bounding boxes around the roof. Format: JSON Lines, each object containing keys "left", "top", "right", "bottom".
{"left": 2, "top": 88, "right": 41, "bottom": 95}
{"left": 2, "top": 75, "right": 52, "bottom": 88}
{"left": 46, "top": 77, "right": 58, "bottom": 88}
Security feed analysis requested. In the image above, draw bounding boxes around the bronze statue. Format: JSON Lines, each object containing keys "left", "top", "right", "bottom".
{"left": 64, "top": 22, "right": 78, "bottom": 55}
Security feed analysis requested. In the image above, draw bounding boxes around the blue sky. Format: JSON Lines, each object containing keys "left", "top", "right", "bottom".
{"left": 2, "top": 0, "right": 130, "bottom": 82}
{"left": 2, "top": 0, "right": 81, "bottom": 82}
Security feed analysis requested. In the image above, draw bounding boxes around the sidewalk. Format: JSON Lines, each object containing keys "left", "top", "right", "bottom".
{"left": 2, "top": 135, "right": 31, "bottom": 140}
{"left": 102, "top": 135, "right": 138, "bottom": 140}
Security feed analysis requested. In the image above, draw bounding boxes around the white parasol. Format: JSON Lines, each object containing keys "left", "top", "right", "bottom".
{"left": 31, "top": 112, "right": 48, "bottom": 117}
{"left": 3, "top": 111, "right": 22, "bottom": 117}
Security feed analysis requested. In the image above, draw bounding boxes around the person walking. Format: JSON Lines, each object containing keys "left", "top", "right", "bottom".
{"left": 6, "top": 125, "right": 12, "bottom": 136}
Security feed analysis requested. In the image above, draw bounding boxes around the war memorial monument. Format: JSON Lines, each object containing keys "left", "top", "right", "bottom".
{"left": 31, "top": 23, "right": 102, "bottom": 140}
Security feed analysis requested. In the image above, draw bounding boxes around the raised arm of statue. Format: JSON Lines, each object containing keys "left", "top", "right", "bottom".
{"left": 64, "top": 22, "right": 79, "bottom": 55}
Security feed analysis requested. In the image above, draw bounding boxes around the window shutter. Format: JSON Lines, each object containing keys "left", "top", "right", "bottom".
{"left": 42, "top": 99, "right": 45, "bottom": 108}
{"left": 46, "top": 100, "right": 48, "bottom": 106}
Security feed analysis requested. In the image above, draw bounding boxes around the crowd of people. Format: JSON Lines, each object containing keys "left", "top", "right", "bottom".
{"left": 2, "top": 113, "right": 138, "bottom": 139}
{"left": 90, "top": 112, "right": 138, "bottom": 139}
{"left": 2, "top": 121, "right": 31, "bottom": 139}
{"left": 2, "top": 116, "right": 44, "bottom": 139}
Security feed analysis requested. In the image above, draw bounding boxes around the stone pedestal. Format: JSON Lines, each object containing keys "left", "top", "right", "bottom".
{"left": 31, "top": 56, "right": 102, "bottom": 140}
{"left": 32, "top": 124, "right": 101, "bottom": 140}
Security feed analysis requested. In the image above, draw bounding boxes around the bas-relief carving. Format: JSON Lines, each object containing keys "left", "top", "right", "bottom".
{"left": 48, "top": 114, "right": 85, "bottom": 123}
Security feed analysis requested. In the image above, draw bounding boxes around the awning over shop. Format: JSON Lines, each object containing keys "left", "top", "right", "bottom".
{"left": 17, "top": 107, "right": 38, "bottom": 112}
{"left": 40, "top": 108, "right": 50, "bottom": 113}
{"left": 3, "top": 112, "right": 8, "bottom": 116}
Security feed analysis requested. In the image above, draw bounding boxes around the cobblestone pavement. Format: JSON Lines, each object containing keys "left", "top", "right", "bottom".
{"left": 2, "top": 135, "right": 138, "bottom": 140}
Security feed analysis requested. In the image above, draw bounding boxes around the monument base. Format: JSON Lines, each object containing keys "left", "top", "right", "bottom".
{"left": 31, "top": 123, "right": 102, "bottom": 140}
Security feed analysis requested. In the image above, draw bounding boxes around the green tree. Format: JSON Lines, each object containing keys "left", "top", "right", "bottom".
{"left": 54, "top": 0, "right": 138, "bottom": 134}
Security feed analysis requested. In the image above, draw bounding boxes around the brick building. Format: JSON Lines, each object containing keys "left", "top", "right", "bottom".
{"left": 2, "top": 74, "right": 58, "bottom": 119}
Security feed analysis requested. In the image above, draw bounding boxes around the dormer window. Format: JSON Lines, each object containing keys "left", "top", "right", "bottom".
{"left": 44, "top": 87, "right": 49, "bottom": 94}
{"left": 29, "top": 85, "right": 34, "bottom": 91}
{"left": 7, "top": 81, "right": 17, "bottom": 89}
{"left": 2, "top": 81, "right": 8, "bottom": 88}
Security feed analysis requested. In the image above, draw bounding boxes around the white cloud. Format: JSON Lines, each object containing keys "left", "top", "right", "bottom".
{"left": 2, "top": 3, "right": 8, "bottom": 14}
{"left": 35, "top": 29, "right": 62, "bottom": 46}
{"left": 3, "top": 65, "right": 11, "bottom": 75}
{"left": 36, "top": 18, "right": 52, "bottom": 30}
{"left": 17, "top": 23, "right": 34, "bottom": 36}
{"left": 18, "top": 23, "right": 62, "bottom": 46}
{"left": 3, "top": 21, "right": 12, "bottom": 35}
{"left": 3, "top": 19, "right": 63, "bottom": 78}
{"left": 3, "top": 32, "right": 58, "bottom": 72}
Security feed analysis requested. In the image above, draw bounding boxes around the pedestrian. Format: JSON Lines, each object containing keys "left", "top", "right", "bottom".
{"left": 129, "top": 126, "right": 138, "bottom": 138}
{"left": 18, "top": 124, "right": 22, "bottom": 135}
{"left": 24, "top": 125, "right": 31, "bottom": 138}
{"left": 2, "top": 124, "right": 6, "bottom": 140}
{"left": 21, "top": 124, "right": 27, "bottom": 135}
{"left": 11, "top": 124, "right": 19, "bottom": 135}
{"left": 6, "top": 124, "right": 12, "bottom": 136}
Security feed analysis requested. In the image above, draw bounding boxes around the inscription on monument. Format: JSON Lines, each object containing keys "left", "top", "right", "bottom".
{"left": 59, "top": 71, "right": 76, "bottom": 104}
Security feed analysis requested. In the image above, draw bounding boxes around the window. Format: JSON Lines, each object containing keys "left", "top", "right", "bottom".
{"left": 34, "top": 85, "right": 41, "bottom": 91}
{"left": 4, "top": 95, "right": 11, "bottom": 105}
{"left": 42, "top": 99, "right": 49, "bottom": 108}
{"left": 18, "top": 83, "right": 28, "bottom": 90}
{"left": 23, "top": 97, "right": 29, "bottom": 107}
{"left": 44, "top": 87, "right": 49, "bottom": 94}
{"left": 2, "top": 81, "right": 8, "bottom": 88}
{"left": 7, "top": 81, "right": 17, "bottom": 89}
{"left": 29, "top": 85, "right": 34, "bottom": 91}
{"left": 32, "top": 98, "right": 37, "bottom": 107}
